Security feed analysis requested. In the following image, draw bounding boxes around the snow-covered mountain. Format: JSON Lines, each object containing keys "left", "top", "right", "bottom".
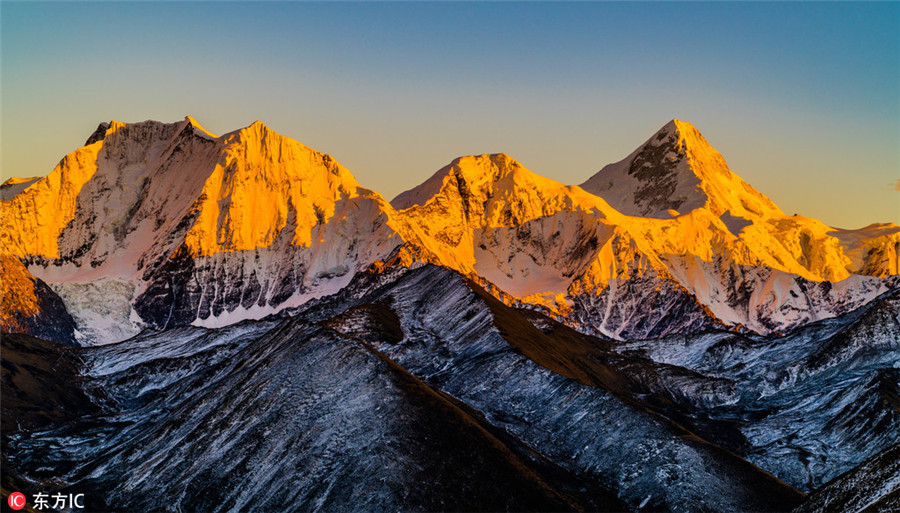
{"left": 2, "top": 112, "right": 898, "bottom": 513}
{"left": 2, "top": 118, "right": 406, "bottom": 343}
{"left": 392, "top": 126, "right": 898, "bottom": 338}
{"left": 1, "top": 117, "right": 897, "bottom": 345}
{"left": 390, "top": 153, "right": 726, "bottom": 339}
{"left": 580, "top": 119, "right": 781, "bottom": 219}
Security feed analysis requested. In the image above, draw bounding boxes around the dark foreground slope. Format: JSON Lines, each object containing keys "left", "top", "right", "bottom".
{"left": 620, "top": 289, "right": 900, "bottom": 492}
{"left": 313, "top": 266, "right": 804, "bottom": 512}
{"left": 4, "top": 265, "right": 897, "bottom": 512}
{"left": 2, "top": 320, "right": 608, "bottom": 512}
{"left": 793, "top": 443, "right": 900, "bottom": 513}
{"left": 0, "top": 255, "right": 77, "bottom": 345}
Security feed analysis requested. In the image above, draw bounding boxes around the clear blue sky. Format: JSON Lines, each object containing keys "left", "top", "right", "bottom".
{"left": 2, "top": 1, "right": 898, "bottom": 227}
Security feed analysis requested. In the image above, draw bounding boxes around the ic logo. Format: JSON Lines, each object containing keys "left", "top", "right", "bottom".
{"left": 8, "top": 492, "right": 26, "bottom": 510}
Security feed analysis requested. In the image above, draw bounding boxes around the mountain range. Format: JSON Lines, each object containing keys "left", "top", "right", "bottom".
{"left": 2, "top": 117, "right": 897, "bottom": 345}
{"left": 2, "top": 117, "right": 898, "bottom": 512}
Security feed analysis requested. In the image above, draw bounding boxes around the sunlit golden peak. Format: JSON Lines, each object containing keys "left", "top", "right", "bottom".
{"left": 659, "top": 119, "right": 704, "bottom": 141}
{"left": 454, "top": 152, "right": 520, "bottom": 168}
{"left": 449, "top": 153, "right": 529, "bottom": 182}
{"left": 222, "top": 119, "right": 271, "bottom": 138}
{"left": 83, "top": 120, "right": 127, "bottom": 146}
{"left": 487, "top": 152, "right": 516, "bottom": 162}
{"left": 184, "top": 116, "right": 217, "bottom": 139}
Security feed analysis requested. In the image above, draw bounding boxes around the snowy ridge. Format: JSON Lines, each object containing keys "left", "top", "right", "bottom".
{"left": 620, "top": 289, "right": 900, "bottom": 492}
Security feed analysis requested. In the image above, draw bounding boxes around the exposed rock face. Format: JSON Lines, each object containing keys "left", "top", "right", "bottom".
{"left": 793, "top": 443, "right": 900, "bottom": 513}
{"left": 0, "top": 255, "right": 77, "bottom": 345}
{"left": 1, "top": 117, "right": 897, "bottom": 345}
{"left": 580, "top": 119, "right": 782, "bottom": 219}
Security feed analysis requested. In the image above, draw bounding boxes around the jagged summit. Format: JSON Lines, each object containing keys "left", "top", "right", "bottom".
{"left": 84, "top": 122, "right": 112, "bottom": 145}
{"left": 1, "top": 117, "right": 406, "bottom": 341}
{"left": 581, "top": 119, "right": 782, "bottom": 220}
{"left": 658, "top": 118, "right": 688, "bottom": 136}
{"left": 392, "top": 152, "right": 611, "bottom": 217}
{"left": 222, "top": 119, "right": 277, "bottom": 140}
{"left": 392, "top": 153, "right": 519, "bottom": 210}
{"left": 82, "top": 117, "right": 215, "bottom": 147}
{"left": 183, "top": 115, "right": 217, "bottom": 139}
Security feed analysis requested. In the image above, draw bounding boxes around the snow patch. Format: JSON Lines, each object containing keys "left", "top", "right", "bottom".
{"left": 50, "top": 278, "right": 143, "bottom": 345}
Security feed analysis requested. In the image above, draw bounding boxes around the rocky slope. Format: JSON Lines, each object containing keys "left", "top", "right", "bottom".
{"left": 5, "top": 266, "right": 812, "bottom": 513}
{"left": 620, "top": 288, "right": 900, "bottom": 492}
{"left": 793, "top": 443, "right": 900, "bottom": 513}
{"left": 7, "top": 264, "right": 896, "bottom": 511}
{"left": 0, "top": 254, "right": 77, "bottom": 345}
{"left": 3, "top": 325, "right": 620, "bottom": 512}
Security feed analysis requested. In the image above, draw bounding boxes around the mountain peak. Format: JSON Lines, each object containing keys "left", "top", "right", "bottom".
{"left": 647, "top": 119, "right": 715, "bottom": 160}
{"left": 392, "top": 153, "right": 530, "bottom": 211}
{"left": 246, "top": 119, "right": 271, "bottom": 133}
{"left": 221, "top": 119, "right": 273, "bottom": 141}
{"left": 668, "top": 118, "right": 694, "bottom": 130}
{"left": 84, "top": 122, "right": 111, "bottom": 146}
{"left": 581, "top": 120, "right": 782, "bottom": 219}
{"left": 454, "top": 153, "right": 524, "bottom": 181}
{"left": 184, "top": 116, "right": 217, "bottom": 139}
{"left": 84, "top": 120, "right": 126, "bottom": 146}
{"left": 449, "top": 152, "right": 518, "bottom": 168}
{"left": 659, "top": 118, "right": 701, "bottom": 135}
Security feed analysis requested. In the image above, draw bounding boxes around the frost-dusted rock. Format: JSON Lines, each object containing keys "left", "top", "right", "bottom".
{"left": 1, "top": 318, "right": 616, "bottom": 513}
{"left": 313, "top": 266, "right": 804, "bottom": 512}
{"left": 621, "top": 289, "right": 900, "bottom": 492}
{"left": 793, "top": 443, "right": 900, "bottom": 513}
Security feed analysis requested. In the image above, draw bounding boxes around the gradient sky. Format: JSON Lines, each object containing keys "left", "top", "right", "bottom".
{"left": 2, "top": 1, "right": 898, "bottom": 228}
